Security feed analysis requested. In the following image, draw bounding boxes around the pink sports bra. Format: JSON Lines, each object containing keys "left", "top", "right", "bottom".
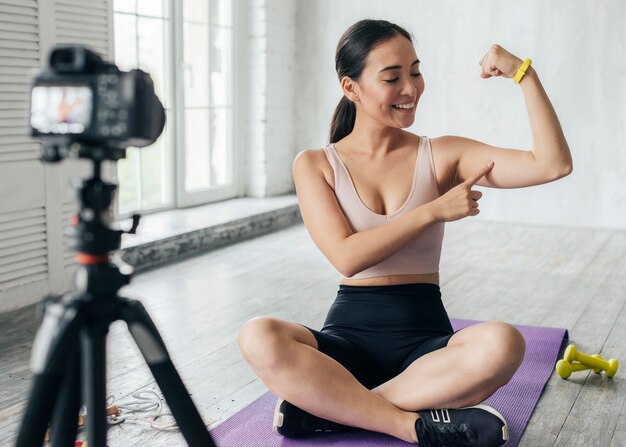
{"left": 323, "top": 136, "right": 445, "bottom": 279}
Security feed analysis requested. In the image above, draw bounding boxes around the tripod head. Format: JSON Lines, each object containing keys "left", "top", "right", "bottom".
{"left": 61, "top": 145, "right": 141, "bottom": 296}
{"left": 59, "top": 144, "right": 139, "bottom": 258}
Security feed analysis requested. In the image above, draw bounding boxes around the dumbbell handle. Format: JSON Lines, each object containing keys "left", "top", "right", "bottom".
{"left": 590, "top": 354, "right": 605, "bottom": 374}
{"left": 566, "top": 361, "right": 591, "bottom": 372}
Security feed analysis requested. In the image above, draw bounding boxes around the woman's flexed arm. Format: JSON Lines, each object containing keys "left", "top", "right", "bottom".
{"left": 443, "top": 45, "right": 573, "bottom": 189}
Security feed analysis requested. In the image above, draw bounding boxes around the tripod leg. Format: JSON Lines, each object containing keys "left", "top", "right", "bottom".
{"left": 16, "top": 375, "right": 64, "bottom": 447}
{"left": 50, "top": 344, "right": 82, "bottom": 447}
{"left": 81, "top": 322, "right": 109, "bottom": 447}
{"left": 120, "top": 298, "right": 216, "bottom": 447}
{"left": 15, "top": 296, "right": 84, "bottom": 447}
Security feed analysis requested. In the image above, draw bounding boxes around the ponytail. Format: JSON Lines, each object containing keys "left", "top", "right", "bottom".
{"left": 329, "top": 96, "right": 356, "bottom": 144}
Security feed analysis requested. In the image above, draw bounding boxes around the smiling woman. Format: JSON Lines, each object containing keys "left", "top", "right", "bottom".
{"left": 238, "top": 17, "right": 572, "bottom": 447}
{"left": 330, "top": 24, "right": 425, "bottom": 138}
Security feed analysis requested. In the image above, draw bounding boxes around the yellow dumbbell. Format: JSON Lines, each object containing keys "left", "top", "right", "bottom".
{"left": 563, "top": 345, "right": 619, "bottom": 378}
{"left": 555, "top": 359, "right": 591, "bottom": 379}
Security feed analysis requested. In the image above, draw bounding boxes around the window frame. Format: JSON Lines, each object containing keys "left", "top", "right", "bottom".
{"left": 172, "top": 0, "right": 241, "bottom": 209}
{"left": 116, "top": 0, "right": 242, "bottom": 219}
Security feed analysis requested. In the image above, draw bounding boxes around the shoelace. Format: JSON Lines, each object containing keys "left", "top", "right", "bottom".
{"left": 421, "top": 424, "right": 470, "bottom": 445}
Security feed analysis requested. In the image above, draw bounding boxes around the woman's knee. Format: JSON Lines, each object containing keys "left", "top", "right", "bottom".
{"left": 457, "top": 323, "right": 525, "bottom": 404}
{"left": 476, "top": 322, "right": 526, "bottom": 381}
{"left": 490, "top": 322, "right": 525, "bottom": 362}
{"left": 238, "top": 316, "right": 282, "bottom": 361}
{"left": 238, "top": 317, "right": 315, "bottom": 370}
{"left": 455, "top": 322, "right": 525, "bottom": 384}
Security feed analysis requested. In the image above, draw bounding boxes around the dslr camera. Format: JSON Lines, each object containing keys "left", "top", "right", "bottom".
{"left": 30, "top": 45, "right": 165, "bottom": 160}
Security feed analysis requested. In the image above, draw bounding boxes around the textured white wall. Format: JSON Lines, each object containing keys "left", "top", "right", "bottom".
{"left": 244, "top": 0, "right": 297, "bottom": 197}
{"left": 290, "top": 0, "right": 626, "bottom": 230}
{"left": 244, "top": 0, "right": 267, "bottom": 197}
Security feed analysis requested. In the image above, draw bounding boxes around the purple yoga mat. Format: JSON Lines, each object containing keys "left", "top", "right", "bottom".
{"left": 211, "top": 319, "right": 568, "bottom": 446}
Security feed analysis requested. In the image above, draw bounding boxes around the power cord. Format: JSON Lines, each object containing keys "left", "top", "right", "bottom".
{"left": 106, "top": 390, "right": 178, "bottom": 431}
{"left": 44, "top": 389, "right": 179, "bottom": 443}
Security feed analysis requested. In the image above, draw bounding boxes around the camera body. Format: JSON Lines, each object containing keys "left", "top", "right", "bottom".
{"left": 30, "top": 46, "right": 165, "bottom": 150}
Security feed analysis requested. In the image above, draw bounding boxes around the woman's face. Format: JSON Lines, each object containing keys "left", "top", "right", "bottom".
{"left": 346, "top": 35, "right": 424, "bottom": 129}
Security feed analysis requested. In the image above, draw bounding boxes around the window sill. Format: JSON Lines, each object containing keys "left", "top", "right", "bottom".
{"left": 119, "top": 194, "right": 300, "bottom": 273}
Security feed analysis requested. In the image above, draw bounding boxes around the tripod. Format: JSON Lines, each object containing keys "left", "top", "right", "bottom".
{"left": 16, "top": 145, "right": 216, "bottom": 447}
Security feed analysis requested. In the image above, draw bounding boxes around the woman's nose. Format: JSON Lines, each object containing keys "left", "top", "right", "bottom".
{"left": 401, "top": 77, "right": 418, "bottom": 97}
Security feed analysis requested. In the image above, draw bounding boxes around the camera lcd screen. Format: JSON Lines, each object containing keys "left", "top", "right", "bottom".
{"left": 31, "top": 85, "right": 93, "bottom": 134}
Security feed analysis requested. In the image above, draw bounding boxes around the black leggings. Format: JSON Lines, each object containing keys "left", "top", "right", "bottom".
{"left": 302, "top": 283, "right": 455, "bottom": 389}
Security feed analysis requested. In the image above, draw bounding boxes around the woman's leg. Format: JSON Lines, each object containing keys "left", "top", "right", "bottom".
{"left": 238, "top": 316, "right": 419, "bottom": 443}
{"left": 371, "top": 321, "right": 526, "bottom": 411}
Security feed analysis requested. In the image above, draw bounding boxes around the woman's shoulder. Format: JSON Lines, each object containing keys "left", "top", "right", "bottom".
{"left": 294, "top": 146, "right": 330, "bottom": 167}
{"left": 294, "top": 147, "right": 334, "bottom": 189}
{"left": 397, "top": 131, "right": 424, "bottom": 151}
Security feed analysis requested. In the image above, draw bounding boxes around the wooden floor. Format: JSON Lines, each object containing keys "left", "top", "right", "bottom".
{"left": 1, "top": 220, "right": 625, "bottom": 446}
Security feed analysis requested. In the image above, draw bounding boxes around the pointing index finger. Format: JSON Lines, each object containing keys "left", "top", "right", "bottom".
{"left": 465, "top": 162, "right": 495, "bottom": 186}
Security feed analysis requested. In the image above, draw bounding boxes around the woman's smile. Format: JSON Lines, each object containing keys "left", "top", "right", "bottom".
{"left": 391, "top": 102, "right": 416, "bottom": 113}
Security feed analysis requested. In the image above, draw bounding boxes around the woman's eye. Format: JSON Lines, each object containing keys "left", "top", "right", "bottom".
{"left": 384, "top": 73, "right": 421, "bottom": 83}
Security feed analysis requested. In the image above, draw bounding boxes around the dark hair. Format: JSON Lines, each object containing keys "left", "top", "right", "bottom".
{"left": 329, "top": 19, "right": 413, "bottom": 144}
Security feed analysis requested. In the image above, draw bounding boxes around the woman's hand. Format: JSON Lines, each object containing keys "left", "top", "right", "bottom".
{"left": 429, "top": 163, "right": 495, "bottom": 222}
{"left": 478, "top": 44, "right": 524, "bottom": 79}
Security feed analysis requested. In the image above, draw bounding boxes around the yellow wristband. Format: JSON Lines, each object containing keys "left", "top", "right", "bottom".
{"left": 513, "top": 58, "right": 532, "bottom": 84}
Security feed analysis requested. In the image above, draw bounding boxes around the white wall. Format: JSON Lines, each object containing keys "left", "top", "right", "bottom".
{"left": 286, "top": 0, "right": 626, "bottom": 230}
{"left": 244, "top": 0, "right": 297, "bottom": 197}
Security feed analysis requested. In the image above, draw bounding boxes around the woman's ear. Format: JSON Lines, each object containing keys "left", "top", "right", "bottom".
{"left": 341, "top": 76, "right": 360, "bottom": 103}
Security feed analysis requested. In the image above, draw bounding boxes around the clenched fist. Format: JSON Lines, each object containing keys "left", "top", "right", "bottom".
{"left": 479, "top": 44, "right": 524, "bottom": 79}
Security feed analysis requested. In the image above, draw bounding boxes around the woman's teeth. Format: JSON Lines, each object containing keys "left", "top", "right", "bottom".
{"left": 392, "top": 103, "right": 415, "bottom": 109}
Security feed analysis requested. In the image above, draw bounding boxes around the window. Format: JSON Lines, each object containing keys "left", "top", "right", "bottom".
{"left": 113, "top": 0, "right": 236, "bottom": 217}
